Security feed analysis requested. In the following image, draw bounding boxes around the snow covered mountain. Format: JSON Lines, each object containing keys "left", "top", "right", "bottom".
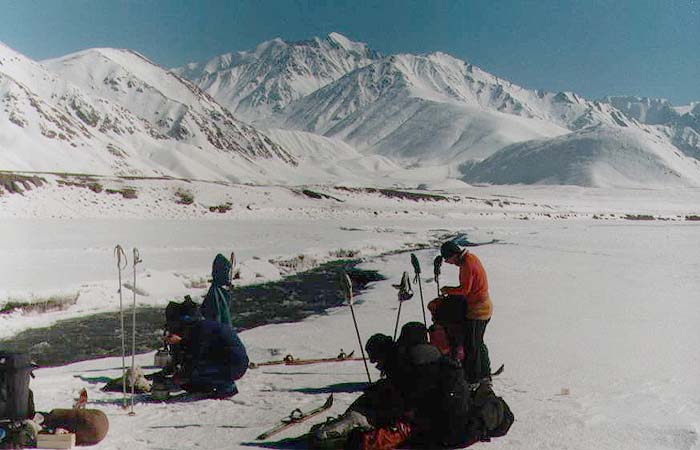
{"left": 4, "top": 33, "right": 700, "bottom": 188}
{"left": 254, "top": 49, "right": 700, "bottom": 187}
{"left": 43, "top": 48, "right": 295, "bottom": 163}
{"left": 261, "top": 52, "right": 646, "bottom": 163}
{"left": 173, "top": 32, "right": 380, "bottom": 123}
{"left": 600, "top": 96, "right": 700, "bottom": 160}
{"left": 460, "top": 126, "right": 700, "bottom": 187}
{"left": 0, "top": 42, "right": 298, "bottom": 181}
{"left": 0, "top": 41, "right": 161, "bottom": 175}
{"left": 602, "top": 96, "right": 700, "bottom": 129}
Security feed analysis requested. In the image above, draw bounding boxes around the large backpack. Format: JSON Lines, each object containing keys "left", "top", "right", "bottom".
{"left": 401, "top": 347, "right": 470, "bottom": 447}
{"left": 433, "top": 356, "right": 471, "bottom": 446}
{"left": 164, "top": 296, "right": 200, "bottom": 374}
{"left": 0, "top": 352, "right": 34, "bottom": 421}
{"left": 467, "top": 383, "right": 515, "bottom": 441}
{"left": 427, "top": 295, "right": 467, "bottom": 361}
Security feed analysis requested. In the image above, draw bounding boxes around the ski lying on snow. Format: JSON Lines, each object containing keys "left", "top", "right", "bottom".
{"left": 256, "top": 394, "right": 334, "bottom": 440}
{"left": 249, "top": 351, "right": 360, "bottom": 368}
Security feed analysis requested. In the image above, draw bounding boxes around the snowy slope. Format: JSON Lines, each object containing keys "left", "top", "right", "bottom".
{"left": 261, "top": 128, "right": 409, "bottom": 185}
{"left": 0, "top": 42, "right": 299, "bottom": 182}
{"left": 268, "top": 51, "right": 639, "bottom": 135}
{"left": 0, "top": 42, "right": 166, "bottom": 176}
{"left": 460, "top": 126, "right": 700, "bottom": 187}
{"left": 265, "top": 53, "right": 570, "bottom": 163}
{"left": 603, "top": 96, "right": 700, "bottom": 131}
{"left": 601, "top": 96, "right": 700, "bottom": 160}
{"left": 174, "top": 32, "right": 379, "bottom": 123}
{"left": 43, "top": 48, "right": 295, "bottom": 164}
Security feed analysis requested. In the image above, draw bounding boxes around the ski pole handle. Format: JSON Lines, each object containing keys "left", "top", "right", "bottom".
{"left": 341, "top": 271, "right": 353, "bottom": 304}
{"left": 433, "top": 255, "right": 442, "bottom": 278}
{"left": 115, "top": 245, "right": 127, "bottom": 271}
{"left": 133, "top": 248, "right": 142, "bottom": 266}
{"left": 433, "top": 255, "right": 443, "bottom": 294}
{"left": 411, "top": 254, "right": 428, "bottom": 330}
{"left": 411, "top": 253, "right": 421, "bottom": 275}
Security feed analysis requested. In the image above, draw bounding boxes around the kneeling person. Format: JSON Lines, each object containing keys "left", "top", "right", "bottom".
{"left": 166, "top": 317, "right": 249, "bottom": 398}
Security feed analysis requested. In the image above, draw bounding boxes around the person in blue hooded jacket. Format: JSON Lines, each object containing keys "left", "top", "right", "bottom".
{"left": 166, "top": 316, "right": 248, "bottom": 398}
{"left": 201, "top": 254, "right": 233, "bottom": 325}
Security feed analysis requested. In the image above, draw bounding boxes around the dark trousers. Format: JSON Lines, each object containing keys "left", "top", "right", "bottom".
{"left": 463, "top": 319, "right": 491, "bottom": 383}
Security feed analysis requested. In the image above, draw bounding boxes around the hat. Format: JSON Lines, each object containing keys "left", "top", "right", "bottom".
{"left": 397, "top": 322, "right": 428, "bottom": 348}
{"left": 440, "top": 241, "right": 462, "bottom": 260}
{"left": 365, "top": 334, "right": 394, "bottom": 363}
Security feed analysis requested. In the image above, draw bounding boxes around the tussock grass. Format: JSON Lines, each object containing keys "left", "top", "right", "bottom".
{"left": 175, "top": 188, "right": 195, "bottom": 205}
{"left": 0, "top": 293, "right": 79, "bottom": 315}
{"left": 0, "top": 173, "right": 46, "bottom": 194}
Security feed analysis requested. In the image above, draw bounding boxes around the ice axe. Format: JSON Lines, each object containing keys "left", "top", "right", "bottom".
{"left": 433, "top": 255, "right": 443, "bottom": 296}
{"left": 410, "top": 253, "right": 428, "bottom": 329}
{"left": 341, "top": 271, "right": 372, "bottom": 384}
{"left": 392, "top": 271, "right": 413, "bottom": 340}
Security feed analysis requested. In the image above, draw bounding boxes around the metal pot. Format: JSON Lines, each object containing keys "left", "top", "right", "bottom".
{"left": 153, "top": 349, "right": 172, "bottom": 368}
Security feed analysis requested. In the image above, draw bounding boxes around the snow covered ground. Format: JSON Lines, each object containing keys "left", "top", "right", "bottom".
{"left": 2, "top": 183, "right": 700, "bottom": 449}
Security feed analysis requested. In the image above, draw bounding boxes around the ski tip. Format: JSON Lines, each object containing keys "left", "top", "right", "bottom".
{"left": 492, "top": 363, "right": 505, "bottom": 377}
{"left": 323, "top": 394, "right": 334, "bottom": 408}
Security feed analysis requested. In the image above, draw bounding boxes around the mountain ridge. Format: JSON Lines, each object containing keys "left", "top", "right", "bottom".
{"left": 3, "top": 34, "right": 700, "bottom": 188}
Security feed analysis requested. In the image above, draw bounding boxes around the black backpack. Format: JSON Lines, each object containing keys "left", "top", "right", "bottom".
{"left": 434, "top": 356, "right": 471, "bottom": 446}
{"left": 164, "top": 296, "right": 200, "bottom": 375}
{"left": 467, "top": 383, "right": 515, "bottom": 441}
{"left": 402, "top": 348, "right": 470, "bottom": 447}
{"left": 0, "top": 352, "right": 34, "bottom": 421}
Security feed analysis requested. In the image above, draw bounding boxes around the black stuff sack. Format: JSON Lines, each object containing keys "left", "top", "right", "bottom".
{"left": 0, "top": 352, "right": 33, "bottom": 421}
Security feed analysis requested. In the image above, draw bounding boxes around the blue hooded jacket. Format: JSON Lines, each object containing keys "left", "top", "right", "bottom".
{"left": 186, "top": 319, "right": 248, "bottom": 395}
{"left": 201, "top": 254, "right": 233, "bottom": 325}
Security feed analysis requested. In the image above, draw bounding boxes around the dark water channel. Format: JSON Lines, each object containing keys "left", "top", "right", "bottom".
{"left": 0, "top": 260, "right": 384, "bottom": 367}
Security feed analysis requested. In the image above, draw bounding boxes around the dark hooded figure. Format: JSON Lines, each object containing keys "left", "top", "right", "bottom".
{"left": 201, "top": 254, "right": 232, "bottom": 325}
{"left": 165, "top": 316, "right": 249, "bottom": 398}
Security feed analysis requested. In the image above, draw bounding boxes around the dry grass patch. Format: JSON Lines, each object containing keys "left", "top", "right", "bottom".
{"left": 0, "top": 293, "right": 79, "bottom": 315}
{"left": 0, "top": 173, "right": 46, "bottom": 194}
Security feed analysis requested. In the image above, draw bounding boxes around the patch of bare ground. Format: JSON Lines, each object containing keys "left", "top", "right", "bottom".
{"left": 0, "top": 293, "right": 79, "bottom": 315}
{"left": 0, "top": 173, "right": 46, "bottom": 194}
{"left": 335, "top": 186, "right": 455, "bottom": 202}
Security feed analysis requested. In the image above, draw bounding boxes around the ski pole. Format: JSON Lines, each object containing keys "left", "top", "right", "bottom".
{"left": 411, "top": 253, "right": 427, "bottom": 329}
{"left": 393, "top": 298, "right": 403, "bottom": 341}
{"left": 130, "top": 248, "right": 142, "bottom": 416}
{"left": 392, "top": 272, "right": 413, "bottom": 340}
{"left": 433, "top": 255, "right": 443, "bottom": 296}
{"left": 341, "top": 271, "right": 371, "bottom": 384}
{"left": 114, "top": 245, "right": 128, "bottom": 409}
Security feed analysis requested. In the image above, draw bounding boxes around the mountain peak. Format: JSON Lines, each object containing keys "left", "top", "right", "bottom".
{"left": 175, "top": 33, "right": 380, "bottom": 122}
{"left": 326, "top": 32, "right": 368, "bottom": 53}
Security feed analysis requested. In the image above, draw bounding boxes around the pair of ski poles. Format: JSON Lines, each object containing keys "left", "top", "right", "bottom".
{"left": 114, "top": 245, "right": 142, "bottom": 416}
{"left": 392, "top": 253, "right": 442, "bottom": 341}
{"left": 342, "top": 252, "right": 443, "bottom": 385}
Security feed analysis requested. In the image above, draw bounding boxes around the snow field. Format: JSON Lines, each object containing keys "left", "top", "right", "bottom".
{"left": 11, "top": 214, "right": 700, "bottom": 450}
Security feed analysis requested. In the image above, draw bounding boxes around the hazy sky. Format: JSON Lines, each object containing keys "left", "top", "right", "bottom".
{"left": 1, "top": 0, "right": 698, "bottom": 104}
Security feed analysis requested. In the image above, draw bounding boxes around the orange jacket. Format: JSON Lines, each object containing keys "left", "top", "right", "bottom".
{"left": 442, "top": 251, "right": 493, "bottom": 320}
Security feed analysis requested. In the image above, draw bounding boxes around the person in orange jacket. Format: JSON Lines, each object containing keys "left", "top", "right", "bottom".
{"left": 439, "top": 240, "right": 493, "bottom": 385}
